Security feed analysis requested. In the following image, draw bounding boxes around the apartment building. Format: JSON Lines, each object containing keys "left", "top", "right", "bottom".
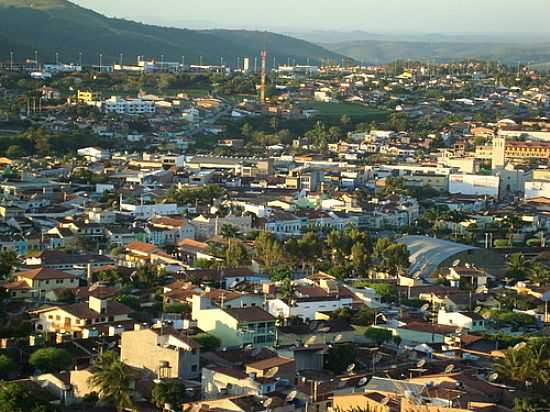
{"left": 102, "top": 97, "right": 156, "bottom": 114}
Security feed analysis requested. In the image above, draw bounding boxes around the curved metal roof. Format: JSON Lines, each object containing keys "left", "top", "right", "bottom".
{"left": 399, "top": 235, "right": 478, "bottom": 279}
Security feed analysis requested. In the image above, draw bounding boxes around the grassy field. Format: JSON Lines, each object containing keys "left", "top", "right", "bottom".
{"left": 302, "top": 101, "right": 387, "bottom": 120}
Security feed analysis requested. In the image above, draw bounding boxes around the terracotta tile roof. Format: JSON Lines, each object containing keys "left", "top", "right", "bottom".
{"left": 126, "top": 241, "right": 159, "bottom": 254}
{"left": 2, "top": 280, "right": 31, "bottom": 290}
{"left": 43, "top": 301, "right": 133, "bottom": 320}
{"left": 245, "top": 356, "right": 294, "bottom": 371}
{"left": 400, "top": 321, "right": 458, "bottom": 334}
{"left": 224, "top": 307, "right": 275, "bottom": 323}
{"left": 16, "top": 268, "right": 77, "bottom": 280}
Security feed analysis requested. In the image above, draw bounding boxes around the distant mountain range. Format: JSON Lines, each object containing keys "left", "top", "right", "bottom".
{"left": 0, "top": 0, "right": 344, "bottom": 66}
{"left": 290, "top": 30, "right": 550, "bottom": 66}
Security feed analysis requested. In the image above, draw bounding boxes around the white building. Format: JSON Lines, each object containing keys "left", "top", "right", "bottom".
{"left": 437, "top": 310, "right": 485, "bottom": 332}
{"left": 77, "top": 147, "right": 110, "bottom": 162}
{"left": 449, "top": 174, "right": 500, "bottom": 198}
{"left": 267, "top": 295, "right": 353, "bottom": 321}
{"left": 120, "top": 202, "right": 178, "bottom": 219}
{"left": 102, "top": 97, "right": 156, "bottom": 114}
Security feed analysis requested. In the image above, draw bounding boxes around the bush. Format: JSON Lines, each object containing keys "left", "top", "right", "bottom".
{"left": 164, "top": 303, "right": 192, "bottom": 315}
{"left": 494, "top": 239, "right": 509, "bottom": 248}
{"left": 190, "top": 333, "right": 221, "bottom": 351}
{"left": 325, "top": 344, "right": 356, "bottom": 374}
{"left": 29, "top": 348, "right": 73, "bottom": 373}
{"left": 0, "top": 355, "right": 16, "bottom": 379}
{"left": 365, "top": 327, "right": 393, "bottom": 345}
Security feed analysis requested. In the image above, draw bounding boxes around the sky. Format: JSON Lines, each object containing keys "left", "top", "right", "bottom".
{"left": 71, "top": 0, "right": 550, "bottom": 34}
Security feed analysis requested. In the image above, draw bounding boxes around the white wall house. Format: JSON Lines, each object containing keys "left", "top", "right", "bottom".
{"left": 437, "top": 310, "right": 485, "bottom": 332}
{"left": 267, "top": 296, "right": 353, "bottom": 321}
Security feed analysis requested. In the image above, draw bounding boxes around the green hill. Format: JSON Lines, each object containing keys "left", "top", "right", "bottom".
{"left": 322, "top": 39, "right": 550, "bottom": 65}
{"left": 0, "top": 0, "right": 344, "bottom": 66}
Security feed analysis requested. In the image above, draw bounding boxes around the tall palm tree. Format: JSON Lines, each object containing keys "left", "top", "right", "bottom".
{"left": 506, "top": 253, "right": 531, "bottom": 282}
{"left": 528, "top": 263, "right": 550, "bottom": 286}
{"left": 88, "top": 351, "right": 134, "bottom": 412}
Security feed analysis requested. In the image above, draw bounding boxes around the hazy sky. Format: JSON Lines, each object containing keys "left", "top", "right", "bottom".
{"left": 71, "top": 0, "right": 550, "bottom": 33}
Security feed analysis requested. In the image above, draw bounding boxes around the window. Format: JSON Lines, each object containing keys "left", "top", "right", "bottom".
{"left": 191, "top": 365, "right": 198, "bottom": 372}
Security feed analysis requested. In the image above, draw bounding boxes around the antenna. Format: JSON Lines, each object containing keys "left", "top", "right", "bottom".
{"left": 264, "top": 366, "right": 279, "bottom": 378}
{"left": 260, "top": 50, "right": 267, "bottom": 103}
{"left": 286, "top": 390, "right": 297, "bottom": 402}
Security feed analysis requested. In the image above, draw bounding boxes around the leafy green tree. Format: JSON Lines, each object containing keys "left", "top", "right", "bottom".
{"left": 365, "top": 327, "right": 393, "bottom": 345}
{"left": 151, "top": 381, "right": 188, "bottom": 409}
{"left": 0, "top": 381, "right": 60, "bottom": 412}
{"left": 29, "top": 348, "right": 73, "bottom": 373}
{"left": 325, "top": 344, "right": 357, "bottom": 374}
{"left": 0, "top": 356, "right": 16, "bottom": 379}
{"left": 88, "top": 351, "right": 133, "bottom": 412}
{"left": 270, "top": 266, "right": 292, "bottom": 282}
{"left": 255, "top": 231, "right": 284, "bottom": 269}
{"left": 224, "top": 240, "right": 249, "bottom": 268}
{"left": 190, "top": 333, "right": 221, "bottom": 351}
{"left": 0, "top": 251, "right": 17, "bottom": 279}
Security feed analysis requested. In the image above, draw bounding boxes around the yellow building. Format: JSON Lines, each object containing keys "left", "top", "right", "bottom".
{"left": 76, "top": 90, "right": 101, "bottom": 103}
{"left": 3, "top": 268, "right": 79, "bottom": 300}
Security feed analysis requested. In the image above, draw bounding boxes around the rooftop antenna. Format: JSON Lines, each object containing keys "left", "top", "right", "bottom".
{"left": 260, "top": 50, "right": 267, "bottom": 103}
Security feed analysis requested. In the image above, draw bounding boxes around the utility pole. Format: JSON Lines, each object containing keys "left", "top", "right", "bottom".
{"left": 55, "top": 52, "right": 59, "bottom": 66}
{"left": 99, "top": 53, "right": 103, "bottom": 72}
{"left": 79, "top": 52, "right": 82, "bottom": 67}
{"left": 119, "top": 53, "right": 124, "bottom": 66}
{"left": 9, "top": 51, "right": 13, "bottom": 71}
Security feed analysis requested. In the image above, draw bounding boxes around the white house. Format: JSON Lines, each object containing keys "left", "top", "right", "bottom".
{"left": 437, "top": 310, "right": 485, "bottom": 332}
{"left": 77, "top": 147, "right": 110, "bottom": 162}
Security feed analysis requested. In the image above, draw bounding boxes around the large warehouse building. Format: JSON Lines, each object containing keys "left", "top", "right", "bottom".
{"left": 399, "top": 235, "right": 505, "bottom": 280}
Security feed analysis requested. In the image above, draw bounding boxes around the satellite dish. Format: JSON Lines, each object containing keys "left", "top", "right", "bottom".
{"left": 335, "top": 334, "right": 343, "bottom": 342}
{"left": 263, "top": 398, "right": 273, "bottom": 408}
{"left": 444, "top": 364, "right": 455, "bottom": 374}
{"left": 264, "top": 366, "right": 279, "bottom": 378}
{"left": 346, "top": 363, "right": 356, "bottom": 373}
{"left": 318, "top": 326, "right": 331, "bottom": 333}
{"left": 244, "top": 344, "right": 253, "bottom": 351}
{"left": 488, "top": 372, "right": 499, "bottom": 382}
{"left": 380, "top": 397, "right": 390, "bottom": 406}
{"left": 357, "top": 377, "right": 368, "bottom": 387}
{"left": 417, "top": 359, "right": 427, "bottom": 368}
{"left": 452, "top": 259, "right": 461, "bottom": 267}
{"left": 513, "top": 342, "right": 527, "bottom": 351}
{"left": 286, "top": 390, "right": 297, "bottom": 402}
{"left": 420, "top": 303, "right": 430, "bottom": 312}
{"left": 474, "top": 306, "right": 482, "bottom": 313}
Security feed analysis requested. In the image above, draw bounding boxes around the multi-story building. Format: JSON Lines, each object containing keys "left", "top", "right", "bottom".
{"left": 193, "top": 296, "right": 276, "bottom": 349}
{"left": 120, "top": 326, "right": 200, "bottom": 379}
{"left": 102, "top": 97, "right": 156, "bottom": 114}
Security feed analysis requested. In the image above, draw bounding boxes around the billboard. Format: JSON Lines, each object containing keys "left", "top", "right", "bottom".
{"left": 449, "top": 174, "right": 499, "bottom": 197}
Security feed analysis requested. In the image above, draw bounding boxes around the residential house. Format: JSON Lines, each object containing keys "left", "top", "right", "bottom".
{"left": 33, "top": 296, "right": 133, "bottom": 337}
{"left": 193, "top": 296, "right": 276, "bottom": 349}
{"left": 120, "top": 325, "right": 200, "bottom": 379}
